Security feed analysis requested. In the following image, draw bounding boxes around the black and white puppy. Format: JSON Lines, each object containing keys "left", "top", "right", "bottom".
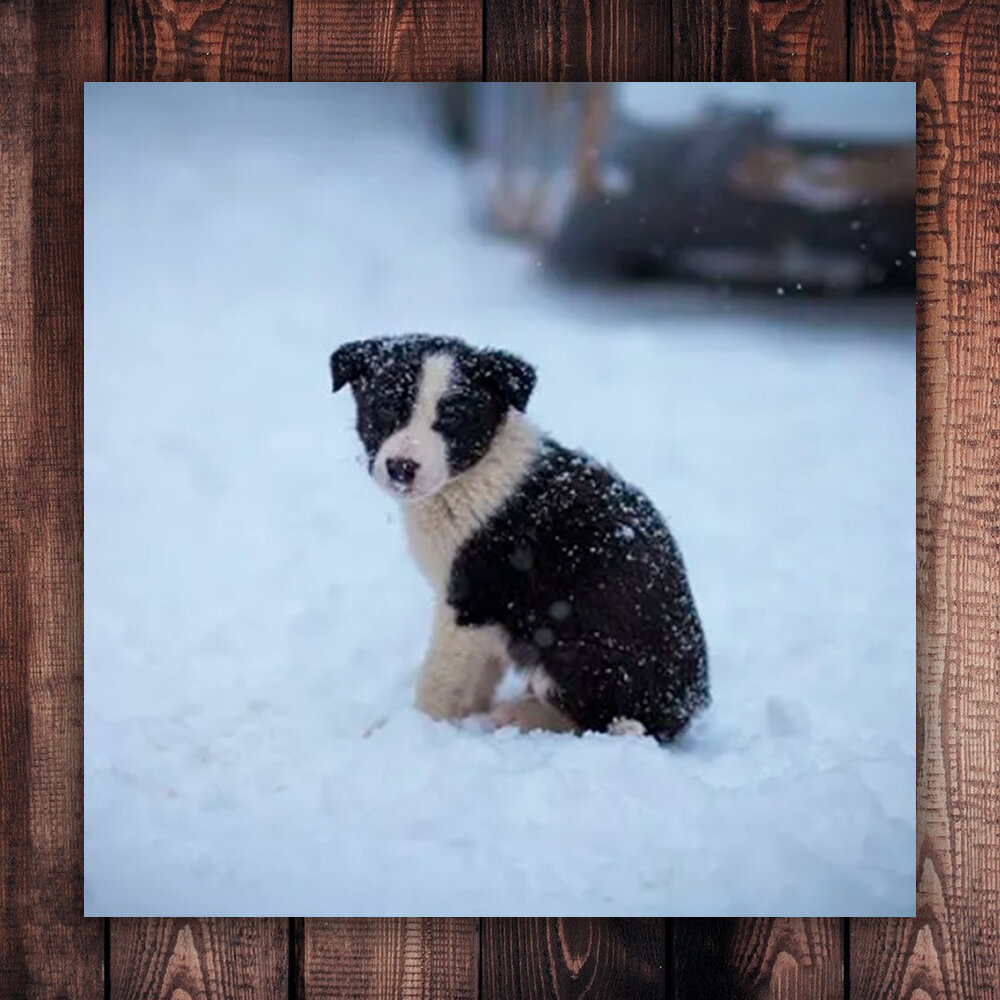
{"left": 330, "top": 334, "right": 709, "bottom": 742}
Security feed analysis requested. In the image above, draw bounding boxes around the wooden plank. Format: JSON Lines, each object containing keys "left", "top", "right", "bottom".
{"left": 674, "top": 919, "right": 843, "bottom": 1000}
{"left": 0, "top": 1, "right": 105, "bottom": 998}
{"left": 849, "top": 919, "right": 951, "bottom": 1000}
{"left": 481, "top": 919, "right": 665, "bottom": 1000}
{"left": 110, "top": 919, "right": 287, "bottom": 1000}
{"left": 672, "top": 0, "right": 846, "bottom": 81}
{"left": 852, "top": 3, "right": 1000, "bottom": 994}
{"left": 850, "top": 0, "right": 915, "bottom": 81}
{"left": 111, "top": 0, "right": 290, "bottom": 80}
{"left": 292, "top": 0, "right": 481, "bottom": 81}
{"left": 484, "top": 0, "right": 669, "bottom": 81}
{"left": 302, "top": 918, "right": 477, "bottom": 999}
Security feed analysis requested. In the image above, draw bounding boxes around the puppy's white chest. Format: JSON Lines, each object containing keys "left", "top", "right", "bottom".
{"left": 399, "top": 411, "right": 542, "bottom": 594}
{"left": 403, "top": 502, "right": 463, "bottom": 593}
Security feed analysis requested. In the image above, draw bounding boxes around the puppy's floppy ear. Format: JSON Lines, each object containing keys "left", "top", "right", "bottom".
{"left": 330, "top": 340, "right": 372, "bottom": 393}
{"left": 474, "top": 348, "right": 537, "bottom": 412}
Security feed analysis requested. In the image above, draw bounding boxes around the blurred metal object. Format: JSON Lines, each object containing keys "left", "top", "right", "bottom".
{"left": 448, "top": 84, "right": 916, "bottom": 293}
{"left": 465, "top": 83, "right": 608, "bottom": 240}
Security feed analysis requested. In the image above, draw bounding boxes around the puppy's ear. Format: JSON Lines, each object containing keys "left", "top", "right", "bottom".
{"left": 330, "top": 340, "right": 373, "bottom": 393}
{"left": 475, "top": 348, "right": 537, "bottom": 412}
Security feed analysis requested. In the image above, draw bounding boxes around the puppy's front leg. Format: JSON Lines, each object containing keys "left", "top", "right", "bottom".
{"left": 415, "top": 603, "right": 504, "bottom": 720}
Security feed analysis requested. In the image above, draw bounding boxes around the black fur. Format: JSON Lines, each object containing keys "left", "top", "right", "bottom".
{"left": 331, "top": 333, "right": 709, "bottom": 742}
{"left": 450, "top": 440, "right": 709, "bottom": 742}
{"left": 470, "top": 348, "right": 536, "bottom": 412}
{"left": 330, "top": 334, "right": 536, "bottom": 474}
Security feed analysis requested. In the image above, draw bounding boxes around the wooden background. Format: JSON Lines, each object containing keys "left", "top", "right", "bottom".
{"left": 1, "top": 0, "right": 991, "bottom": 997}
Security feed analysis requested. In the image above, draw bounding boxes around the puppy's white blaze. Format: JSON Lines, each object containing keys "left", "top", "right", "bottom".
{"left": 373, "top": 353, "right": 453, "bottom": 500}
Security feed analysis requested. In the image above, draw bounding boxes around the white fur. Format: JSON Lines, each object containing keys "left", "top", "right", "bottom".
{"left": 608, "top": 717, "right": 647, "bottom": 736}
{"left": 395, "top": 389, "right": 650, "bottom": 739}
{"left": 373, "top": 354, "right": 453, "bottom": 501}
{"left": 403, "top": 409, "right": 541, "bottom": 594}
{"left": 407, "top": 407, "right": 542, "bottom": 719}
{"left": 528, "top": 667, "right": 558, "bottom": 702}
{"left": 415, "top": 602, "right": 507, "bottom": 719}
{"left": 369, "top": 359, "right": 552, "bottom": 723}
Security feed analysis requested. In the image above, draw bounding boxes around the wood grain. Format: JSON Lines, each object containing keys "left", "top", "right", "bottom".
{"left": 854, "top": 2, "right": 1000, "bottom": 994}
{"left": 293, "top": 0, "right": 481, "bottom": 80}
{"left": 111, "top": 0, "right": 289, "bottom": 80}
{"left": 481, "top": 918, "right": 665, "bottom": 1000}
{"left": 0, "top": 1, "right": 104, "bottom": 998}
{"left": 485, "top": 0, "right": 669, "bottom": 81}
{"left": 672, "top": 0, "right": 846, "bottom": 80}
{"left": 675, "top": 919, "right": 843, "bottom": 1000}
{"left": 110, "top": 919, "right": 287, "bottom": 1000}
{"left": 851, "top": 0, "right": 916, "bottom": 81}
{"left": 849, "top": 919, "right": 951, "bottom": 1000}
{"left": 302, "top": 918, "right": 477, "bottom": 999}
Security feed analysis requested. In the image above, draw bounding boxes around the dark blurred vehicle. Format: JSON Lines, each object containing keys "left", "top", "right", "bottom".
{"left": 436, "top": 83, "right": 916, "bottom": 293}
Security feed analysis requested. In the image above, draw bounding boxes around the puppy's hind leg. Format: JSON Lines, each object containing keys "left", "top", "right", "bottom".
{"left": 490, "top": 695, "right": 578, "bottom": 734}
{"left": 491, "top": 668, "right": 577, "bottom": 734}
{"left": 415, "top": 603, "right": 505, "bottom": 720}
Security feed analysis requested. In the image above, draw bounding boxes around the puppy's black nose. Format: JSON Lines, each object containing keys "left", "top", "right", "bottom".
{"left": 386, "top": 457, "right": 419, "bottom": 486}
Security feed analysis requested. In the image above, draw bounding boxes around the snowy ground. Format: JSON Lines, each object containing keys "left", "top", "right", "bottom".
{"left": 84, "top": 84, "right": 915, "bottom": 917}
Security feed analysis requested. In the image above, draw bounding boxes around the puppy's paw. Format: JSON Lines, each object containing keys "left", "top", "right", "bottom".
{"left": 416, "top": 674, "right": 482, "bottom": 719}
{"left": 415, "top": 654, "right": 503, "bottom": 720}
{"left": 490, "top": 696, "right": 577, "bottom": 734}
{"left": 489, "top": 699, "right": 524, "bottom": 729}
{"left": 608, "top": 716, "right": 647, "bottom": 736}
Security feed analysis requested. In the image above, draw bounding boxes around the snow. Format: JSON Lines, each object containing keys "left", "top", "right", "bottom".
{"left": 84, "top": 84, "right": 915, "bottom": 917}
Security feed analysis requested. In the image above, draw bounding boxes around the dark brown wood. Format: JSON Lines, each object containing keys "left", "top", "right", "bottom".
{"left": 672, "top": 0, "right": 847, "bottom": 81}
{"left": 851, "top": 3, "right": 1000, "bottom": 994}
{"left": 111, "top": 0, "right": 290, "bottom": 80}
{"left": 0, "top": 1, "right": 105, "bottom": 998}
{"left": 292, "top": 0, "right": 481, "bottom": 80}
{"left": 481, "top": 918, "right": 665, "bottom": 1000}
{"left": 675, "top": 919, "right": 843, "bottom": 1000}
{"left": 485, "top": 0, "right": 669, "bottom": 81}
{"left": 850, "top": 0, "right": 916, "bottom": 80}
{"left": 849, "top": 919, "right": 952, "bottom": 1000}
{"left": 110, "top": 919, "right": 287, "bottom": 1000}
{"left": 291, "top": 918, "right": 306, "bottom": 1000}
{"left": 302, "top": 918, "right": 477, "bottom": 999}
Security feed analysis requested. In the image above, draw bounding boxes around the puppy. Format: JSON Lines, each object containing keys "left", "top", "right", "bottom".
{"left": 330, "top": 334, "right": 709, "bottom": 742}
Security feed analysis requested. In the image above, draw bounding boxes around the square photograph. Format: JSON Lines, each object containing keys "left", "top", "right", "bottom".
{"left": 84, "top": 82, "right": 915, "bottom": 916}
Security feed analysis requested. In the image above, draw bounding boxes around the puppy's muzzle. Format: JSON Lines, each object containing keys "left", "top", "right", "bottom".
{"left": 385, "top": 456, "right": 419, "bottom": 488}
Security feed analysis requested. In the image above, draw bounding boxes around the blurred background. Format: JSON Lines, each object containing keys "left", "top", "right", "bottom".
{"left": 85, "top": 83, "right": 915, "bottom": 918}
{"left": 440, "top": 82, "right": 914, "bottom": 293}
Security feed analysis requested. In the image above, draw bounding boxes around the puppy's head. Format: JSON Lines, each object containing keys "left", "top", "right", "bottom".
{"left": 330, "top": 334, "right": 536, "bottom": 501}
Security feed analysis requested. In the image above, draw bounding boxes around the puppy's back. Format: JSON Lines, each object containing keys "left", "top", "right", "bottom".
{"left": 448, "top": 439, "right": 709, "bottom": 740}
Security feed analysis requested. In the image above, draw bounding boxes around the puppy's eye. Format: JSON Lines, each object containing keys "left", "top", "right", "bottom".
{"left": 435, "top": 403, "right": 468, "bottom": 428}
